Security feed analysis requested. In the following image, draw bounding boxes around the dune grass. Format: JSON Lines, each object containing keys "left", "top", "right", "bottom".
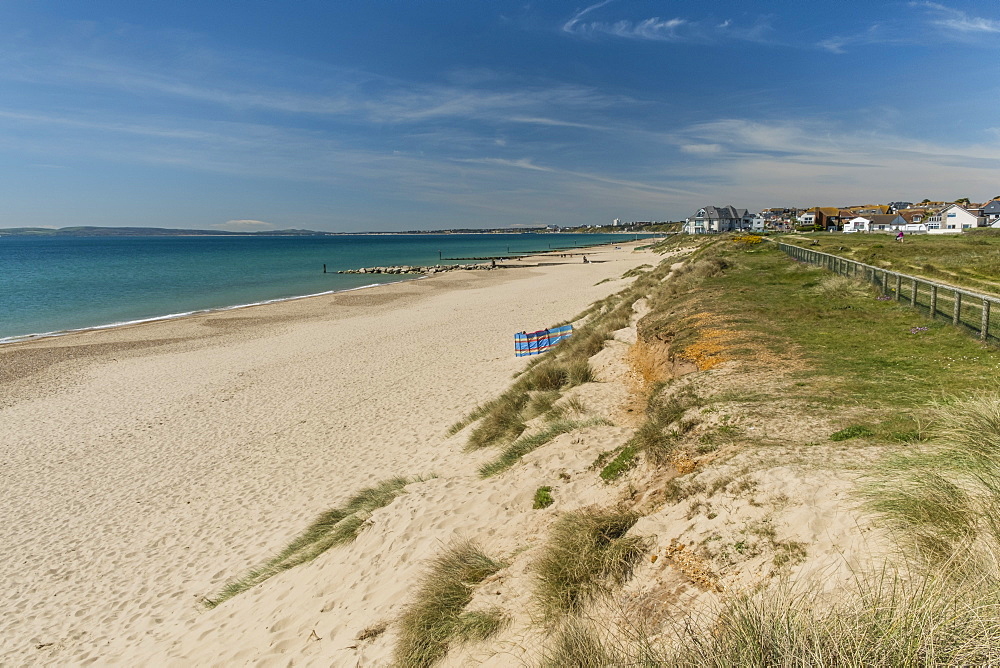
{"left": 658, "top": 571, "right": 1000, "bottom": 667}
{"left": 599, "top": 386, "right": 701, "bottom": 481}
{"left": 540, "top": 617, "right": 620, "bottom": 668}
{"left": 537, "top": 570, "right": 1000, "bottom": 666}
{"left": 867, "top": 393, "right": 1000, "bottom": 572}
{"left": 459, "top": 361, "right": 598, "bottom": 451}
{"left": 205, "top": 477, "right": 412, "bottom": 608}
{"left": 393, "top": 540, "right": 506, "bottom": 667}
{"left": 479, "top": 418, "right": 610, "bottom": 478}
{"left": 534, "top": 508, "right": 647, "bottom": 619}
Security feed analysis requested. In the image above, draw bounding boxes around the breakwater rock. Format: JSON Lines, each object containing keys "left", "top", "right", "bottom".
{"left": 338, "top": 263, "right": 500, "bottom": 275}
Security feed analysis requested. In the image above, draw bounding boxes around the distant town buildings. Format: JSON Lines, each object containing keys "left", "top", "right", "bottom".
{"left": 682, "top": 197, "right": 1000, "bottom": 235}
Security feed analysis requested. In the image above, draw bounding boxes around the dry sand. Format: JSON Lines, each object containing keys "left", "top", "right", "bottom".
{"left": 0, "top": 243, "right": 656, "bottom": 666}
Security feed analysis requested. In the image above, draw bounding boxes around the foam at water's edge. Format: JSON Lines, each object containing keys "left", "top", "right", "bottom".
{"left": 0, "top": 279, "right": 416, "bottom": 346}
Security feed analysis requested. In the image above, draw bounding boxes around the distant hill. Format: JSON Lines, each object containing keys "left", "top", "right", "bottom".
{"left": 0, "top": 226, "right": 336, "bottom": 237}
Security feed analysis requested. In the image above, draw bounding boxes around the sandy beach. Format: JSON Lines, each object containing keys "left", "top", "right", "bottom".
{"left": 0, "top": 243, "right": 655, "bottom": 666}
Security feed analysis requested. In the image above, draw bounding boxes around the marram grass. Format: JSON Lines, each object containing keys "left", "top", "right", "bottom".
{"left": 205, "top": 476, "right": 412, "bottom": 608}
{"left": 393, "top": 540, "right": 506, "bottom": 667}
{"left": 534, "top": 508, "right": 646, "bottom": 618}
{"left": 479, "top": 418, "right": 610, "bottom": 478}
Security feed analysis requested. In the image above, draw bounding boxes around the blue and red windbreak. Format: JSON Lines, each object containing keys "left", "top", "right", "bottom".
{"left": 514, "top": 325, "right": 573, "bottom": 357}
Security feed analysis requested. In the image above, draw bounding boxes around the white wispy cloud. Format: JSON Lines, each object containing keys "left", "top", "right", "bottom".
{"left": 818, "top": 23, "right": 893, "bottom": 54}
{"left": 664, "top": 118, "right": 1000, "bottom": 209}
{"left": 916, "top": 2, "right": 1000, "bottom": 33}
{"left": 0, "top": 38, "right": 624, "bottom": 129}
{"left": 563, "top": 1, "right": 685, "bottom": 40}
{"left": 680, "top": 143, "right": 722, "bottom": 155}
{"left": 562, "top": 2, "right": 768, "bottom": 43}
{"left": 818, "top": 3, "right": 999, "bottom": 53}
{"left": 456, "top": 156, "right": 700, "bottom": 197}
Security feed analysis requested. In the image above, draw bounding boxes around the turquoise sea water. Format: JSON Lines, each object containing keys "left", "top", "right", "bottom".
{"left": 0, "top": 233, "right": 655, "bottom": 342}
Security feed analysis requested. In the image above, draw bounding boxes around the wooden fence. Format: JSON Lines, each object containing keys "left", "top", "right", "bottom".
{"left": 775, "top": 242, "right": 999, "bottom": 343}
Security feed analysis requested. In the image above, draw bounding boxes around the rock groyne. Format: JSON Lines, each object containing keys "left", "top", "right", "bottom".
{"left": 338, "top": 263, "right": 501, "bottom": 275}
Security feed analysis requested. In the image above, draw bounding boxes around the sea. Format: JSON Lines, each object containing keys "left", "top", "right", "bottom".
{"left": 0, "top": 233, "right": 657, "bottom": 343}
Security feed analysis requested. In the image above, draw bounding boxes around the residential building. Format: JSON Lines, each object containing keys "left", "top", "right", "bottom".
{"left": 683, "top": 205, "right": 754, "bottom": 234}
{"left": 799, "top": 206, "right": 844, "bottom": 230}
{"left": 843, "top": 214, "right": 906, "bottom": 233}
{"left": 982, "top": 200, "right": 1000, "bottom": 226}
{"left": 928, "top": 204, "right": 984, "bottom": 234}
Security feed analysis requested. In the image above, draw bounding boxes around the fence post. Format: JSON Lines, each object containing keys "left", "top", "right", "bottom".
{"left": 894, "top": 275, "right": 902, "bottom": 301}
{"left": 881, "top": 271, "right": 888, "bottom": 296}
{"left": 954, "top": 292, "right": 962, "bottom": 325}
{"left": 930, "top": 285, "right": 937, "bottom": 317}
{"left": 982, "top": 299, "right": 990, "bottom": 341}
{"left": 911, "top": 279, "right": 917, "bottom": 307}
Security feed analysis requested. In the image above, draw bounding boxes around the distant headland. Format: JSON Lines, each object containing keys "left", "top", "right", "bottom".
{"left": 0, "top": 223, "right": 677, "bottom": 237}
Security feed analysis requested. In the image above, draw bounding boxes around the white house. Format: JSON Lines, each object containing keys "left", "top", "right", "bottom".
{"left": 928, "top": 204, "right": 984, "bottom": 234}
{"left": 843, "top": 214, "right": 905, "bottom": 233}
{"left": 683, "top": 205, "right": 754, "bottom": 234}
{"left": 844, "top": 216, "right": 870, "bottom": 233}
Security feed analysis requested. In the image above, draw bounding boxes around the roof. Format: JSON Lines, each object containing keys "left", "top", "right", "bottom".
{"left": 692, "top": 205, "right": 745, "bottom": 220}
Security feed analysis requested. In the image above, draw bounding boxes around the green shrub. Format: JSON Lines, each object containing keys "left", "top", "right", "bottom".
{"left": 533, "top": 486, "right": 555, "bottom": 509}
{"left": 599, "top": 445, "right": 638, "bottom": 481}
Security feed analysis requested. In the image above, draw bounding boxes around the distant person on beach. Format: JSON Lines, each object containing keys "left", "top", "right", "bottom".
{"left": 582, "top": 255, "right": 589, "bottom": 263}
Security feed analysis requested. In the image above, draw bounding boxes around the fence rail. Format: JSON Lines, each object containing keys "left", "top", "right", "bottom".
{"left": 775, "top": 242, "right": 999, "bottom": 344}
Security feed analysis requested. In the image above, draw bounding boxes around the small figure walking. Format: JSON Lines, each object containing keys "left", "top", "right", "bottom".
{"left": 582, "top": 255, "right": 589, "bottom": 263}
{"left": 896, "top": 231, "right": 904, "bottom": 242}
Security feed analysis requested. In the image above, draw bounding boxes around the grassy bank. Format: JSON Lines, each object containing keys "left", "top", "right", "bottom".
{"left": 778, "top": 229, "right": 1000, "bottom": 295}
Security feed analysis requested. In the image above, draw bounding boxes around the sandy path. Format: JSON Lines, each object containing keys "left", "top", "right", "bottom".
{"left": 0, "top": 243, "right": 653, "bottom": 666}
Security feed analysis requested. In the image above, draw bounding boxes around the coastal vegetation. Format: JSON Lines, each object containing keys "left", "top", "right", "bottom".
{"left": 533, "top": 508, "right": 646, "bottom": 618}
{"left": 392, "top": 540, "right": 507, "bottom": 667}
{"left": 423, "top": 234, "right": 1000, "bottom": 663}
{"left": 205, "top": 476, "right": 413, "bottom": 608}
{"left": 533, "top": 486, "right": 555, "bottom": 509}
{"left": 478, "top": 417, "right": 610, "bottom": 477}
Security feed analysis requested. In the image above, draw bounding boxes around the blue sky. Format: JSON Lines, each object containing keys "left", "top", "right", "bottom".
{"left": 1, "top": 1, "right": 999, "bottom": 231}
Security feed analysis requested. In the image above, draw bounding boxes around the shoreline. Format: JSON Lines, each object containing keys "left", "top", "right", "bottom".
{"left": 0, "top": 279, "right": 409, "bottom": 346}
{"left": 0, "top": 240, "right": 633, "bottom": 347}
{"left": 0, "top": 241, "right": 655, "bottom": 665}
